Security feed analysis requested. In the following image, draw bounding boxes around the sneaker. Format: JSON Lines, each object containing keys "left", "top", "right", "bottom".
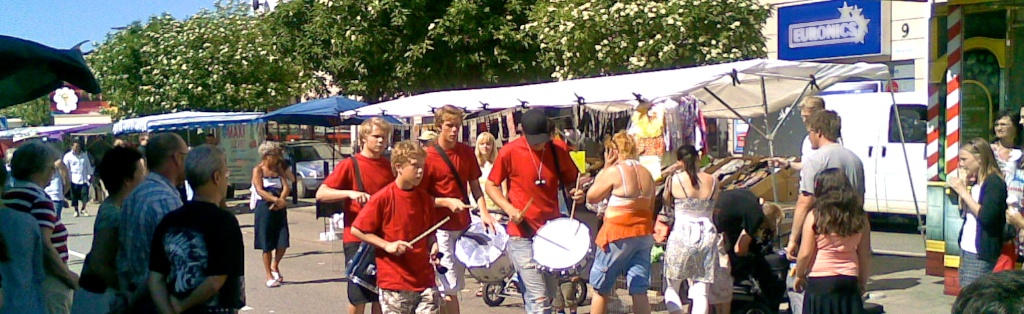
{"left": 82, "top": 210, "right": 90, "bottom": 217}
{"left": 74, "top": 211, "right": 80, "bottom": 217}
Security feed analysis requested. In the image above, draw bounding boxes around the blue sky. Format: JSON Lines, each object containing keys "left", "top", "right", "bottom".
{"left": 1, "top": 0, "right": 222, "bottom": 51}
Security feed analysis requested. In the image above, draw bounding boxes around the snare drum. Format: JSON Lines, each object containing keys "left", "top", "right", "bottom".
{"left": 533, "top": 218, "right": 593, "bottom": 276}
{"left": 456, "top": 220, "right": 514, "bottom": 283}
{"left": 345, "top": 242, "right": 377, "bottom": 291}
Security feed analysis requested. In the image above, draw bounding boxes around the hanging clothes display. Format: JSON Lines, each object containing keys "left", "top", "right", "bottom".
{"left": 578, "top": 106, "right": 631, "bottom": 140}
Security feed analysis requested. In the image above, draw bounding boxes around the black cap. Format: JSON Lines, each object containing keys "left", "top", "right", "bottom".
{"left": 521, "top": 109, "right": 550, "bottom": 146}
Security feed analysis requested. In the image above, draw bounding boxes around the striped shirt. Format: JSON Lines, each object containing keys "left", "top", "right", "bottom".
{"left": 3, "top": 180, "right": 67, "bottom": 262}
{"left": 118, "top": 172, "right": 184, "bottom": 291}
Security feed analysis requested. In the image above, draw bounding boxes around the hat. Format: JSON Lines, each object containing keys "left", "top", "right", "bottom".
{"left": 418, "top": 130, "right": 438, "bottom": 141}
{"left": 521, "top": 109, "right": 550, "bottom": 146}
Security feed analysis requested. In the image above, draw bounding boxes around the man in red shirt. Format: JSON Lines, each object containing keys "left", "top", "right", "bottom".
{"left": 352, "top": 140, "right": 467, "bottom": 314}
{"left": 421, "top": 105, "right": 485, "bottom": 313}
{"left": 316, "top": 117, "right": 394, "bottom": 314}
{"left": 484, "top": 108, "right": 584, "bottom": 314}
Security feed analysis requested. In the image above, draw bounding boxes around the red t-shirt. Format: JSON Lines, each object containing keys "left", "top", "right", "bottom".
{"left": 322, "top": 154, "right": 395, "bottom": 243}
{"left": 488, "top": 137, "right": 579, "bottom": 237}
{"left": 351, "top": 183, "right": 439, "bottom": 292}
{"left": 423, "top": 142, "right": 482, "bottom": 230}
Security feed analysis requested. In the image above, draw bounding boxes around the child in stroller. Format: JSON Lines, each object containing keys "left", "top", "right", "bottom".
{"left": 715, "top": 193, "right": 788, "bottom": 314}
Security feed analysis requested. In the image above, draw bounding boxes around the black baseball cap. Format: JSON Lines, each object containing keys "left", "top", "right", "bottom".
{"left": 521, "top": 109, "right": 550, "bottom": 146}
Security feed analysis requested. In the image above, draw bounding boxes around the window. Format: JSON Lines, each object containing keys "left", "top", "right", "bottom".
{"left": 888, "top": 104, "right": 927, "bottom": 143}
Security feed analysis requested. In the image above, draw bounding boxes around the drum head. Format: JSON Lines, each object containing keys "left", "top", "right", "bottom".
{"left": 533, "top": 218, "right": 591, "bottom": 270}
{"left": 456, "top": 220, "right": 509, "bottom": 268}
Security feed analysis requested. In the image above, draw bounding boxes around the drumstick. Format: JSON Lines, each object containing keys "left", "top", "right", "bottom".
{"left": 569, "top": 174, "right": 583, "bottom": 219}
{"left": 517, "top": 197, "right": 536, "bottom": 236}
{"left": 410, "top": 216, "right": 452, "bottom": 245}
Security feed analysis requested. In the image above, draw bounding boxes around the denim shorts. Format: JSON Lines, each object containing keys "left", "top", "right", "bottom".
{"left": 589, "top": 235, "right": 655, "bottom": 295}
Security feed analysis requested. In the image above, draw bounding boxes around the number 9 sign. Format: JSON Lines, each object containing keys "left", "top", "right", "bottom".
{"left": 902, "top": 23, "right": 910, "bottom": 38}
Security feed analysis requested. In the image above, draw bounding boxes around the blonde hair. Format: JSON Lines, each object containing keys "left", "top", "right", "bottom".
{"left": 800, "top": 96, "right": 825, "bottom": 112}
{"left": 434, "top": 105, "right": 465, "bottom": 128}
{"left": 476, "top": 132, "right": 497, "bottom": 166}
{"left": 358, "top": 117, "right": 394, "bottom": 146}
{"left": 258, "top": 141, "right": 282, "bottom": 158}
{"left": 963, "top": 137, "right": 1002, "bottom": 180}
{"left": 604, "top": 131, "right": 638, "bottom": 160}
{"left": 391, "top": 140, "right": 426, "bottom": 169}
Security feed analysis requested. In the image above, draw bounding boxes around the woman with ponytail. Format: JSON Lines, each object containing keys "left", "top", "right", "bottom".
{"left": 659, "top": 145, "right": 730, "bottom": 314}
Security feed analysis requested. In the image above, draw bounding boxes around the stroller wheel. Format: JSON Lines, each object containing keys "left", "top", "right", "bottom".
{"left": 573, "top": 280, "right": 588, "bottom": 303}
{"left": 732, "top": 300, "right": 774, "bottom": 314}
{"left": 482, "top": 283, "right": 505, "bottom": 307}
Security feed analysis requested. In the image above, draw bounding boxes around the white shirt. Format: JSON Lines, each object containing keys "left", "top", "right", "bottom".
{"left": 801, "top": 136, "right": 815, "bottom": 163}
{"left": 62, "top": 151, "right": 93, "bottom": 185}
{"left": 960, "top": 185, "right": 982, "bottom": 254}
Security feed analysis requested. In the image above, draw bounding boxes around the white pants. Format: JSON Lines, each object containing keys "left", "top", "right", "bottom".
{"left": 435, "top": 229, "right": 467, "bottom": 296}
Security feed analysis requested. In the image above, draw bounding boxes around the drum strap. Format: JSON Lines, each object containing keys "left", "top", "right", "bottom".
{"left": 433, "top": 143, "right": 470, "bottom": 203}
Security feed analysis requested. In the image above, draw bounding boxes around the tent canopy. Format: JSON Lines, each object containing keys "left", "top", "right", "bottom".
{"left": 261, "top": 96, "right": 373, "bottom": 127}
{"left": 0, "top": 124, "right": 101, "bottom": 141}
{"left": 354, "top": 59, "right": 891, "bottom": 118}
{"left": 113, "top": 112, "right": 262, "bottom": 135}
{"left": 70, "top": 123, "right": 113, "bottom": 137}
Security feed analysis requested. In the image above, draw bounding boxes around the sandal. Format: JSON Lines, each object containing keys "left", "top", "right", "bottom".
{"left": 266, "top": 278, "right": 281, "bottom": 288}
{"left": 272, "top": 271, "right": 283, "bottom": 282}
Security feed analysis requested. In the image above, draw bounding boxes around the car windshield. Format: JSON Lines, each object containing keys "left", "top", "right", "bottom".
{"left": 289, "top": 146, "right": 326, "bottom": 162}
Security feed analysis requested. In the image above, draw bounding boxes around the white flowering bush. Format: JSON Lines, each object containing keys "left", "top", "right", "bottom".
{"left": 526, "top": 0, "right": 772, "bottom": 80}
{"left": 88, "top": 1, "right": 307, "bottom": 119}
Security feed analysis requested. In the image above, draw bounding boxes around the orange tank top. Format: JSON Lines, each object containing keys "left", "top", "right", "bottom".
{"left": 595, "top": 161, "right": 655, "bottom": 250}
{"left": 809, "top": 233, "right": 863, "bottom": 278}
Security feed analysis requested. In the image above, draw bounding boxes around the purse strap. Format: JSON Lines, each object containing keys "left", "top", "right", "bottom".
{"left": 351, "top": 156, "right": 365, "bottom": 192}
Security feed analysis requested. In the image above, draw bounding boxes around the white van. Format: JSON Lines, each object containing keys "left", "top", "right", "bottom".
{"left": 822, "top": 91, "right": 928, "bottom": 217}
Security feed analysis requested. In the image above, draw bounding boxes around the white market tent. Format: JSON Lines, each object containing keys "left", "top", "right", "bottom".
{"left": 354, "top": 59, "right": 921, "bottom": 218}
{"left": 113, "top": 111, "right": 264, "bottom": 135}
{"left": 354, "top": 59, "right": 891, "bottom": 120}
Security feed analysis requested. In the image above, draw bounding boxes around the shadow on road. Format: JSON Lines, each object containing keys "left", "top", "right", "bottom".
{"left": 868, "top": 277, "right": 921, "bottom": 291}
{"left": 285, "top": 277, "right": 346, "bottom": 285}
{"left": 284, "top": 250, "right": 333, "bottom": 260}
{"left": 870, "top": 255, "right": 924, "bottom": 277}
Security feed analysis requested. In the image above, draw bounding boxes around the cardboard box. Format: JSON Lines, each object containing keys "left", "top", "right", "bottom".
{"left": 747, "top": 168, "right": 799, "bottom": 203}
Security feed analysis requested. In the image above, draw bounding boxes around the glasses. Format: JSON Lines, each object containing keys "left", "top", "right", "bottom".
{"left": 996, "top": 122, "right": 1014, "bottom": 127}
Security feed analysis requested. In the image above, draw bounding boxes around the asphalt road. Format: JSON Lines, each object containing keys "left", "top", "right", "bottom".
{"left": 59, "top": 197, "right": 952, "bottom": 314}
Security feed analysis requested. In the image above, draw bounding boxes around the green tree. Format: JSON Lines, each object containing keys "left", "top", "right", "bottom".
{"left": 526, "top": 0, "right": 772, "bottom": 80}
{"left": 88, "top": 1, "right": 308, "bottom": 119}
{"left": 266, "top": 0, "right": 550, "bottom": 103}
{"left": 0, "top": 96, "right": 53, "bottom": 126}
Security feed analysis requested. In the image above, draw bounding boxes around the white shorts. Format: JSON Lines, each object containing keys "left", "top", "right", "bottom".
{"left": 435, "top": 229, "right": 467, "bottom": 296}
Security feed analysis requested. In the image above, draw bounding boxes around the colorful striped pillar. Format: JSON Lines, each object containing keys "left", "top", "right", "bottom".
{"left": 943, "top": 4, "right": 964, "bottom": 296}
{"left": 927, "top": 84, "right": 941, "bottom": 181}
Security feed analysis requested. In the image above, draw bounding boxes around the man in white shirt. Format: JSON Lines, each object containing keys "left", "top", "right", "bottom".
{"left": 62, "top": 142, "right": 93, "bottom": 217}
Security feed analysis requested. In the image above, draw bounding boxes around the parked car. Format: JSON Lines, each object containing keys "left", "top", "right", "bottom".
{"left": 283, "top": 140, "right": 346, "bottom": 198}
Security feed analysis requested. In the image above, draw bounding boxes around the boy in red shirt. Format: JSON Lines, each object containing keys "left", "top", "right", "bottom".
{"left": 352, "top": 140, "right": 468, "bottom": 314}
{"left": 316, "top": 117, "right": 395, "bottom": 314}
{"left": 483, "top": 109, "right": 584, "bottom": 313}
{"left": 420, "top": 105, "right": 486, "bottom": 313}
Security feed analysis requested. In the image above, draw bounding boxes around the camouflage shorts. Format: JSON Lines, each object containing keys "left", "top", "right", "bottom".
{"left": 379, "top": 288, "right": 440, "bottom": 314}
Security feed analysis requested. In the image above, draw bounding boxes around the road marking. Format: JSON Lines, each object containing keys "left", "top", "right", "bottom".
{"left": 68, "top": 250, "right": 86, "bottom": 259}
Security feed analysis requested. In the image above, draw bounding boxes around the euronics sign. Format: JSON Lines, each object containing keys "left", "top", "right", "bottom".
{"left": 778, "top": 0, "right": 884, "bottom": 60}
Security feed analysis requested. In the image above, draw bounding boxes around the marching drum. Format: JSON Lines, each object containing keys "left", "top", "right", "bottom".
{"left": 533, "top": 217, "right": 594, "bottom": 276}
{"left": 345, "top": 242, "right": 378, "bottom": 291}
{"left": 456, "top": 220, "right": 514, "bottom": 283}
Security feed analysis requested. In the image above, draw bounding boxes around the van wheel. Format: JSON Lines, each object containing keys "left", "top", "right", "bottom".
{"left": 296, "top": 182, "right": 309, "bottom": 199}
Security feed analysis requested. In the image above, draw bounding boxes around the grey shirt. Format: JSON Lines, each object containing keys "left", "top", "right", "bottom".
{"left": 799, "top": 143, "right": 865, "bottom": 197}
{"left": 0, "top": 208, "right": 48, "bottom": 314}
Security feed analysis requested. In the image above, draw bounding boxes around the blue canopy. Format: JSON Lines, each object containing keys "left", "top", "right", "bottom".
{"left": 260, "top": 96, "right": 374, "bottom": 127}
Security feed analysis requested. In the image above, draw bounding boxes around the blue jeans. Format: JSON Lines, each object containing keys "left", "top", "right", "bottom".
{"left": 589, "top": 235, "right": 654, "bottom": 295}
{"left": 52, "top": 200, "right": 65, "bottom": 218}
{"left": 787, "top": 267, "right": 804, "bottom": 314}
{"left": 508, "top": 237, "right": 559, "bottom": 314}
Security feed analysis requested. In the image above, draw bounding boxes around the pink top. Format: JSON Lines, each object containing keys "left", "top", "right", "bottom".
{"left": 809, "top": 233, "right": 863, "bottom": 278}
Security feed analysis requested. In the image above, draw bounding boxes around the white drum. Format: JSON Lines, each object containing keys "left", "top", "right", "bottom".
{"left": 456, "top": 220, "right": 514, "bottom": 283}
{"left": 533, "top": 217, "right": 593, "bottom": 276}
